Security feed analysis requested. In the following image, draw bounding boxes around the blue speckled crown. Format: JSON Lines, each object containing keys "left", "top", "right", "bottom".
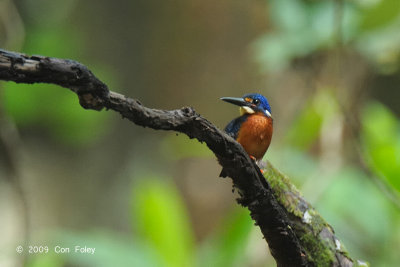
{"left": 243, "top": 93, "right": 271, "bottom": 115}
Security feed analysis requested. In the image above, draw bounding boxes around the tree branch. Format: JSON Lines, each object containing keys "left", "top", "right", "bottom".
{"left": 0, "top": 49, "right": 363, "bottom": 267}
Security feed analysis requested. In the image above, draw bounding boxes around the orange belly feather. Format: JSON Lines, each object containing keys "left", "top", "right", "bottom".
{"left": 236, "top": 113, "right": 273, "bottom": 160}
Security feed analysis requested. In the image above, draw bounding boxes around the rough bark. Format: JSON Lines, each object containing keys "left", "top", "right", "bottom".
{"left": 0, "top": 49, "right": 366, "bottom": 267}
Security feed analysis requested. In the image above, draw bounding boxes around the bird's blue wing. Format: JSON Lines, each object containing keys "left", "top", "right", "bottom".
{"left": 224, "top": 115, "right": 249, "bottom": 139}
{"left": 220, "top": 115, "right": 249, "bottom": 177}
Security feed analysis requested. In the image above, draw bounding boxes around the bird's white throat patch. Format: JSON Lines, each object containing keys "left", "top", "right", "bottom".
{"left": 240, "top": 106, "right": 255, "bottom": 115}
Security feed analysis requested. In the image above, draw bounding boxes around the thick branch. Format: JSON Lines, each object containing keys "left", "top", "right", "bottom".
{"left": 0, "top": 49, "right": 362, "bottom": 267}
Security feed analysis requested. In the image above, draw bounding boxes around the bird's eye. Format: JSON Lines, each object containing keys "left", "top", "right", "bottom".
{"left": 253, "top": 99, "right": 260, "bottom": 105}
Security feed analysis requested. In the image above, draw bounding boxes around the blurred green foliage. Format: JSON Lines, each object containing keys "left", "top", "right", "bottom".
{"left": 51, "top": 230, "right": 161, "bottom": 267}
{"left": 198, "top": 208, "right": 253, "bottom": 267}
{"left": 360, "top": 0, "right": 400, "bottom": 31}
{"left": 316, "top": 167, "right": 399, "bottom": 266}
{"left": 132, "top": 178, "right": 195, "bottom": 267}
{"left": 362, "top": 102, "right": 400, "bottom": 192}
{"left": 129, "top": 178, "right": 253, "bottom": 267}
{"left": 253, "top": 0, "right": 340, "bottom": 72}
{"left": 3, "top": 83, "right": 110, "bottom": 144}
{"left": 285, "top": 89, "right": 339, "bottom": 150}
{"left": 273, "top": 92, "right": 400, "bottom": 265}
{"left": 27, "top": 253, "right": 64, "bottom": 267}
{"left": 254, "top": 0, "right": 400, "bottom": 73}
{"left": 2, "top": 16, "right": 113, "bottom": 145}
{"left": 24, "top": 179, "right": 254, "bottom": 267}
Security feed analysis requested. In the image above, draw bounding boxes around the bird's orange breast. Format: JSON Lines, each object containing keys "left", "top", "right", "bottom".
{"left": 236, "top": 113, "right": 273, "bottom": 160}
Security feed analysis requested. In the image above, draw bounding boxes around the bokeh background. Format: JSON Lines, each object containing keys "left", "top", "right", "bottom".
{"left": 0, "top": 0, "right": 400, "bottom": 266}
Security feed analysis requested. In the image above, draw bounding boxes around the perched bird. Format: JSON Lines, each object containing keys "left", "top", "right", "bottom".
{"left": 220, "top": 93, "right": 273, "bottom": 176}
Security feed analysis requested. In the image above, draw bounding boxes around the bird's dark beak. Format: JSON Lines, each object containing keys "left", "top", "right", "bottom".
{"left": 220, "top": 97, "right": 251, "bottom": 107}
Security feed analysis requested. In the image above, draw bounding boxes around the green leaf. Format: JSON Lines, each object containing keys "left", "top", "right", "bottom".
{"left": 198, "top": 207, "right": 253, "bottom": 267}
{"left": 26, "top": 253, "right": 64, "bottom": 267}
{"left": 132, "top": 178, "right": 195, "bottom": 267}
{"left": 1, "top": 82, "right": 42, "bottom": 125}
{"left": 285, "top": 101, "right": 323, "bottom": 149}
{"left": 361, "top": 102, "right": 400, "bottom": 191}
{"left": 2, "top": 83, "right": 110, "bottom": 145}
{"left": 23, "top": 27, "right": 80, "bottom": 58}
{"left": 316, "top": 167, "right": 399, "bottom": 266}
{"left": 254, "top": 0, "right": 357, "bottom": 72}
{"left": 360, "top": 0, "right": 400, "bottom": 31}
{"left": 269, "top": 0, "right": 307, "bottom": 32}
{"left": 1, "top": 25, "right": 112, "bottom": 145}
{"left": 285, "top": 89, "right": 339, "bottom": 150}
{"left": 56, "top": 230, "right": 161, "bottom": 267}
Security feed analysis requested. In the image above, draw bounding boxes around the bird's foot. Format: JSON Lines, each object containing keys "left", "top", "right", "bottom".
{"left": 256, "top": 159, "right": 266, "bottom": 174}
{"left": 249, "top": 155, "right": 256, "bottom": 161}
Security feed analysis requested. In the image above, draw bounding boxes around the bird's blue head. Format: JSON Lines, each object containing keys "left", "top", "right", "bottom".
{"left": 221, "top": 93, "right": 272, "bottom": 117}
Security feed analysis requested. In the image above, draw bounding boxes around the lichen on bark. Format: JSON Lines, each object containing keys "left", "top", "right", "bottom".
{"left": 263, "top": 161, "right": 358, "bottom": 266}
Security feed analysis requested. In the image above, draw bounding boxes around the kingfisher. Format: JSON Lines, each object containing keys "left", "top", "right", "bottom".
{"left": 220, "top": 93, "right": 273, "bottom": 175}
